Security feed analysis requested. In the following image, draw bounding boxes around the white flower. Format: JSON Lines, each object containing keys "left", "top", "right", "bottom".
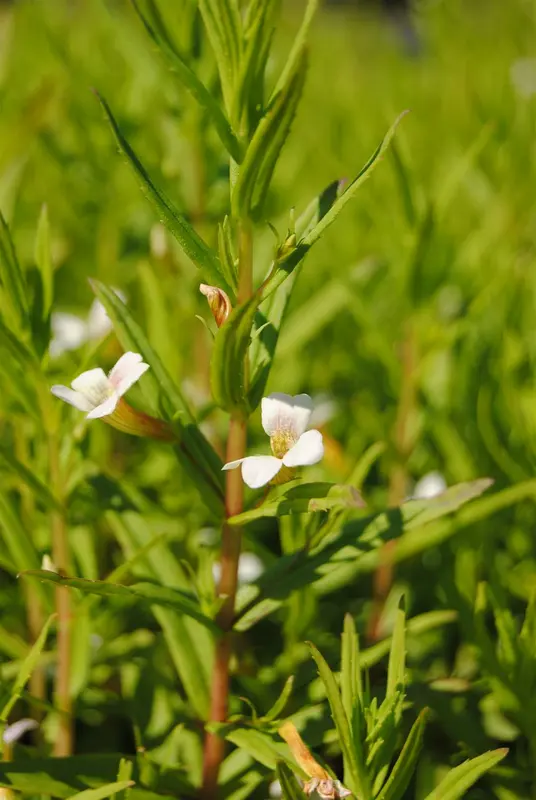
{"left": 213, "top": 552, "right": 264, "bottom": 586}
{"left": 49, "top": 312, "right": 88, "bottom": 358}
{"left": 413, "top": 470, "right": 447, "bottom": 499}
{"left": 510, "top": 57, "right": 536, "bottom": 98}
{"left": 223, "top": 393, "right": 324, "bottom": 489}
{"left": 51, "top": 352, "right": 149, "bottom": 420}
{"left": 3, "top": 718, "right": 38, "bottom": 745}
{"left": 49, "top": 291, "right": 127, "bottom": 360}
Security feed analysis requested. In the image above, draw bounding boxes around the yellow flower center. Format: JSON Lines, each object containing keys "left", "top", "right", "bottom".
{"left": 270, "top": 429, "right": 297, "bottom": 458}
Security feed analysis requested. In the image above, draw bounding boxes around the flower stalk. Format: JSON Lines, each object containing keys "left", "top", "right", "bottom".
{"left": 201, "top": 218, "right": 253, "bottom": 797}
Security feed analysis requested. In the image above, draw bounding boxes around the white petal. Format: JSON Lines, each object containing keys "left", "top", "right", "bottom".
{"left": 50, "top": 385, "right": 93, "bottom": 412}
{"left": 261, "top": 393, "right": 313, "bottom": 438}
{"left": 413, "top": 471, "right": 447, "bottom": 500}
{"left": 283, "top": 429, "right": 324, "bottom": 467}
{"left": 237, "top": 553, "right": 264, "bottom": 583}
{"left": 222, "top": 459, "right": 245, "bottom": 471}
{"left": 71, "top": 368, "right": 111, "bottom": 407}
{"left": 86, "top": 392, "right": 119, "bottom": 419}
{"left": 50, "top": 312, "right": 88, "bottom": 358}
{"left": 108, "top": 352, "right": 149, "bottom": 396}
{"left": 3, "top": 718, "right": 38, "bottom": 745}
{"left": 241, "top": 456, "right": 282, "bottom": 488}
{"left": 86, "top": 299, "right": 113, "bottom": 340}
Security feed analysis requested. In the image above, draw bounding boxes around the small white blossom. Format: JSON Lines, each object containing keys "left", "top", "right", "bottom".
{"left": 510, "top": 57, "right": 536, "bottom": 98}
{"left": 213, "top": 553, "right": 264, "bottom": 586}
{"left": 49, "top": 312, "right": 88, "bottom": 358}
{"left": 413, "top": 470, "right": 447, "bottom": 499}
{"left": 3, "top": 718, "right": 38, "bottom": 745}
{"left": 223, "top": 393, "right": 324, "bottom": 489}
{"left": 269, "top": 780, "right": 282, "bottom": 797}
{"left": 49, "top": 291, "right": 126, "bottom": 360}
{"left": 51, "top": 352, "right": 149, "bottom": 420}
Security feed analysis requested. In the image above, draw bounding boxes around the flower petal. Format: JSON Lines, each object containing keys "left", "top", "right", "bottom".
{"left": 241, "top": 456, "right": 283, "bottom": 488}
{"left": 222, "top": 455, "right": 282, "bottom": 488}
{"left": 86, "top": 392, "right": 119, "bottom": 419}
{"left": 283, "top": 429, "right": 324, "bottom": 467}
{"left": 50, "top": 385, "right": 93, "bottom": 412}
{"left": 261, "top": 393, "right": 313, "bottom": 438}
{"left": 108, "top": 352, "right": 149, "bottom": 396}
{"left": 71, "top": 368, "right": 111, "bottom": 406}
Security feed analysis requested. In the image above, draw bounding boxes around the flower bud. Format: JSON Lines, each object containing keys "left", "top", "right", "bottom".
{"left": 200, "top": 284, "right": 232, "bottom": 327}
{"left": 105, "top": 398, "right": 175, "bottom": 441}
{"left": 278, "top": 723, "right": 351, "bottom": 799}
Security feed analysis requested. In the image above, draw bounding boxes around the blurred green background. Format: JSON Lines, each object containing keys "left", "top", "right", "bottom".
{"left": 1, "top": 0, "right": 536, "bottom": 797}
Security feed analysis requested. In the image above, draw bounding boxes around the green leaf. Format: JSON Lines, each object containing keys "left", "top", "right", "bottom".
{"left": 198, "top": 0, "right": 241, "bottom": 115}
{"left": 308, "top": 643, "right": 371, "bottom": 800}
{"left": 261, "top": 113, "right": 408, "bottom": 300}
{"left": 0, "top": 613, "right": 56, "bottom": 730}
{"left": 275, "top": 762, "right": 304, "bottom": 800}
{"left": 228, "top": 482, "right": 365, "bottom": 525}
{"left": 376, "top": 709, "right": 429, "bottom": 800}
{"left": 263, "top": 676, "right": 294, "bottom": 722}
{"left": 423, "top": 749, "right": 508, "bottom": 800}
{"left": 232, "top": 49, "right": 307, "bottom": 218}
{"left": 0, "top": 754, "right": 193, "bottom": 798}
{"left": 132, "top": 0, "right": 242, "bottom": 162}
{"left": 107, "top": 511, "right": 212, "bottom": 718}
{"left": 386, "top": 597, "right": 406, "bottom": 699}
{"left": 0, "top": 490, "right": 42, "bottom": 575}
{"left": 96, "top": 94, "right": 226, "bottom": 289}
{"left": 235, "top": 0, "right": 280, "bottom": 127}
{"left": 90, "top": 280, "right": 224, "bottom": 514}
{"left": 234, "top": 479, "right": 494, "bottom": 631}
{"left": 272, "top": 0, "right": 317, "bottom": 97}
{"left": 0, "top": 444, "right": 61, "bottom": 511}
{"left": 341, "top": 613, "right": 362, "bottom": 725}
{"left": 217, "top": 217, "right": 239, "bottom": 293}
{"left": 0, "top": 209, "right": 29, "bottom": 334}
{"left": 211, "top": 293, "right": 260, "bottom": 413}
{"left": 22, "top": 571, "right": 218, "bottom": 634}
{"left": 223, "top": 728, "right": 298, "bottom": 773}
{"left": 67, "top": 781, "right": 134, "bottom": 800}
{"left": 34, "top": 204, "right": 53, "bottom": 319}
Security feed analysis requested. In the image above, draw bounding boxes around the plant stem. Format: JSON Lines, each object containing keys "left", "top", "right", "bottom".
{"left": 48, "top": 428, "right": 73, "bottom": 756}
{"left": 201, "top": 219, "right": 253, "bottom": 798}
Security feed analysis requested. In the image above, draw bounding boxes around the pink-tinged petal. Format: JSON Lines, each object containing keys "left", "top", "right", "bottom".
{"left": 108, "top": 352, "right": 149, "bottom": 396}
{"left": 71, "top": 368, "right": 110, "bottom": 407}
{"left": 283, "top": 429, "right": 324, "bottom": 467}
{"left": 240, "top": 456, "right": 282, "bottom": 489}
{"left": 86, "top": 392, "right": 119, "bottom": 419}
{"left": 261, "top": 393, "right": 313, "bottom": 438}
{"left": 50, "top": 385, "right": 93, "bottom": 412}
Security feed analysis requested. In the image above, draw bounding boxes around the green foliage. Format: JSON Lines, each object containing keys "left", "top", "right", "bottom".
{"left": 1, "top": 0, "right": 536, "bottom": 798}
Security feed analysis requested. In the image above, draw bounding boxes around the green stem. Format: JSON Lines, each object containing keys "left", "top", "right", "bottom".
{"left": 201, "top": 218, "right": 253, "bottom": 798}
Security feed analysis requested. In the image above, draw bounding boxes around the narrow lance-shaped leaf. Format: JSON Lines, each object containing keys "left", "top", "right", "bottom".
{"left": 263, "top": 676, "right": 294, "bottom": 722}
{"left": 34, "top": 204, "right": 54, "bottom": 319}
{"left": 0, "top": 210, "right": 29, "bottom": 334}
{"left": 276, "top": 762, "right": 306, "bottom": 800}
{"left": 261, "top": 112, "right": 408, "bottom": 300}
{"left": 308, "top": 643, "right": 371, "bottom": 800}
{"left": 376, "top": 709, "right": 429, "bottom": 800}
{"left": 0, "top": 613, "right": 56, "bottom": 734}
{"left": 211, "top": 293, "right": 260, "bottom": 413}
{"left": 198, "top": 0, "right": 241, "bottom": 115}
{"left": 90, "top": 280, "right": 224, "bottom": 513}
{"left": 387, "top": 596, "right": 406, "bottom": 698}
{"left": 22, "top": 571, "right": 219, "bottom": 634}
{"left": 66, "top": 781, "right": 134, "bottom": 800}
{"left": 234, "top": 0, "right": 281, "bottom": 124}
{"left": 423, "top": 748, "right": 508, "bottom": 800}
{"left": 132, "top": 0, "right": 242, "bottom": 163}
{"left": 271, "top": 0, "right": 318, "bottom": 97}
{"left": 232, "top": 49, "right": 307, "bottom": 218}
{"left": 341, "top": 613, "right": 362, "bottom": 725}
{"left": 96, "top": 93, "right": 227, "bottom": 290}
